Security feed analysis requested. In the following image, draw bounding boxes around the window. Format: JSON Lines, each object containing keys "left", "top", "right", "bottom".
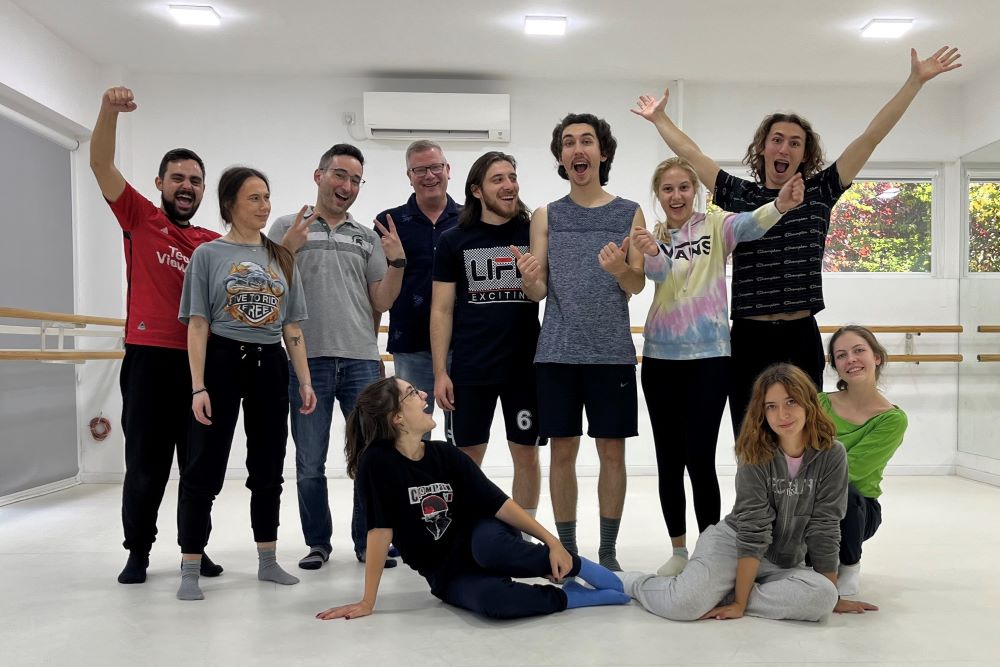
{"left": 968, "top": 177, "right": 1000, "bottom": 273}
{"left": 825, "top": 179, "right": 933, "bottom": 273}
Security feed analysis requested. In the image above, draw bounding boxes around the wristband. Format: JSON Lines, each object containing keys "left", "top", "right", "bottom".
{"left": 192, "top": 388, "right": 207, "bottom": 396}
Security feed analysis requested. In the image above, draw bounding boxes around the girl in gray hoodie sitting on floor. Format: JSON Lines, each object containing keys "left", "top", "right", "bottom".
{"left": 619, "top": 363, "right": 878, "bottom": 621}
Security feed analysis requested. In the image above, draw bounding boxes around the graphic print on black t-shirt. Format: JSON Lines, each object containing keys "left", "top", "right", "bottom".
{"left": 223, "top": 261, "right": 285, "bottom": 327}
{"left": 410, "top": 482, "right": 455, "bottom": 540}
{"left": 463, "top": 245, "right": 528, "bottom": 303}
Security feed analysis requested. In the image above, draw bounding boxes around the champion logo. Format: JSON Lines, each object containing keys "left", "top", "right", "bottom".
{"left": 160, "top": 226, "right": 170, "bottom": 235}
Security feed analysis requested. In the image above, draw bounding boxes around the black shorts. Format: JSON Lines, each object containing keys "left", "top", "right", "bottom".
{"left": 449, "top": 379, "right": 545, "bottom": 448}
{"left": 536, "top": 363, "right": 638, "bottom": 439}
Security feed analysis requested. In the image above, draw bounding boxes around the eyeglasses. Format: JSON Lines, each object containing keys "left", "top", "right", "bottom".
{"left": 408, "top": 163, "right": 447, "bottom": 177}
{"left": 324, "top": 167, "right": 365, "bottom": 188}
{"left": 401, "top": 386, "right": 420, "bottom": 402}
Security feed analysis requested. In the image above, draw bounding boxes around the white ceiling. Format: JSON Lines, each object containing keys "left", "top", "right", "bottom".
{"left": 13, "top": 1, "right": 998, "bottom": 84}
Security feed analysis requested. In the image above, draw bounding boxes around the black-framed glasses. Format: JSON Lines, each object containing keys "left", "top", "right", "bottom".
{"left": 401, "top": 386, "right": 420, "bottom": 402}
{"left": 325, "top": 167, "right": 365, "bottom": 187}
{"left": 408, "top": 163, "right": 446, "bottom": 177}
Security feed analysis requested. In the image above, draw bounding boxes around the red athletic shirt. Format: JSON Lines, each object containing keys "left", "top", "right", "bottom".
{"left": 107, "top": 183, "right": 220, "bottom": 349}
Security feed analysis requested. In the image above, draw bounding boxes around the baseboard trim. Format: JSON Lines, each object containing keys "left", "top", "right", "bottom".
{"left": 956, "top": 466, "right": 1000, "bottom": 487}
{"left": 0, "top": 476, "right": 80, "bottom": 507}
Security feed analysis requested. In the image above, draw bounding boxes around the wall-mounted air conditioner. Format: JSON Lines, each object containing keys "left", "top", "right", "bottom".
{"left": 363, "top": 92, "right": 510, "bottom": 142}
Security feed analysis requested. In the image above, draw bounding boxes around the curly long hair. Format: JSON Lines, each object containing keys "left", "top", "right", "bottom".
{"left": 549, "top": 112, "right": 617, "bottom": 186}
{"left": 344, "top": 377, "right": 403, "bottom": 479}
{"left": 735, "top": 363, "right": 836, "bottom": 465}
{"left": 743, "top": 113, "right": 825, "bottom": 185}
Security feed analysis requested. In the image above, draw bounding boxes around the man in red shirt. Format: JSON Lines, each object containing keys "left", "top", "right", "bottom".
{"left": 90, "top": 86, "right": 222, "bottom": 584}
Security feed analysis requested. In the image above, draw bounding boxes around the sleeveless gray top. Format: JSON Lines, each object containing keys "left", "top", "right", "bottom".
{"left": 535, "top": 195, "right": 639, "bottom": 365}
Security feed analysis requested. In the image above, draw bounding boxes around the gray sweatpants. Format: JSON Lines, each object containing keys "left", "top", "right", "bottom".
{"left": 620, "top": 522, "right": 838, "bottom": 622}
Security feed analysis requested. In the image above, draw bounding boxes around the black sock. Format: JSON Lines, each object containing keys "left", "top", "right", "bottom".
{"left": 200, "top": 552, "right": 223, "bottom": 577}
{"left": 118, "top": 550, "right": 149, "bottom": 584}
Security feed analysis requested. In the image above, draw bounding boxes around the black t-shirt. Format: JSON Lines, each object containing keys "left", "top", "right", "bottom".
{"left": 432, "top": 217, "right": 540, "bottom": 385}
{"left": 358, "top": 440, "right": 508, "bottom": 591}
{"left": 713, "top": 163, "right": 849, "bottom": 318}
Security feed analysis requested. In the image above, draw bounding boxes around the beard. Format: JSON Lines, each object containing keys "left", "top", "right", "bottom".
{"left": 161, "top": 193, "right": 200, "bottom": 223}
{"left": 482, "top": 194, "right": 517, "bottom": 221}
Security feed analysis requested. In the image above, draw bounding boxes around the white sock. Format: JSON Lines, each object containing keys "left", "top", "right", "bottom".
{"left": 657, "top": 547, "right": 689, "bottom": 577}
{"left": 837, "top": 562, "right": 861, "bottom": 596}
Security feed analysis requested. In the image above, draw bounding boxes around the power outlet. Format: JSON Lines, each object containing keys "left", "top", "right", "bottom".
{"left": 342, "top": 112, "right": 356, "bottom": 126}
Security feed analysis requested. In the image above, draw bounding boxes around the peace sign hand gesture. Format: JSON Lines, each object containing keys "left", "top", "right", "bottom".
{"left": 375, "top": 214, "right": 405, "bottom": 264}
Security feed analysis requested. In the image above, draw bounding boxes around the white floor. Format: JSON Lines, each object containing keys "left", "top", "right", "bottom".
{"left": 1, "top": 475, "right": 998, "bottom": 666}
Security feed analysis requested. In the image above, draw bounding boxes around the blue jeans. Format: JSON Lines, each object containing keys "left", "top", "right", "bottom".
{"left": 392, "top": 350, "right": 451, "bottom": 441}
{"left": 289, "top": 356, "right": 379, "bottom": 553}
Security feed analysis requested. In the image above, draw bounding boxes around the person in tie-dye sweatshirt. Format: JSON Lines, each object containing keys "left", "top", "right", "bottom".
{"left": 630, "top": 158, "right": 803, "bottom": 578}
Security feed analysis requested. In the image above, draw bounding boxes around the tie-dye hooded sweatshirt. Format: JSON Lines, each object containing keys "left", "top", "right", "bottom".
{"left": 642, "top": 201, "right": 783, "bottom": 360}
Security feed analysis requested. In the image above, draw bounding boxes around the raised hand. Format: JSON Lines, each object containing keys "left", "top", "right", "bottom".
{"left": 598, "top": 236, "right": 630, "bottom": 277}
{"left": 101, "top": 87, "right": 137, "bottom": 114}
{"left": 375, "top": 214, "right": 405, "bottom": 264}
{"left": 281, "top": 205, "right": 316, "bottom": 253}
{"left": 630, "top": 88, "right": 669, "bottom": 123}
{"left": 775, "top": 173, "right": 805, "bottom": 214}
{"left": 510, "top": 245, "right": 541, "bottom": 287}
{"left": 631, "top": 227, "right": 660, "bottom": 257}
{"left": 910, "top": 46, "right": 962, "bottom": 84}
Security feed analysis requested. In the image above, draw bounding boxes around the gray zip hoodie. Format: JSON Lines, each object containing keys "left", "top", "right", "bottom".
{"left": 723, "top": 441, "right": 848, "bottom": 574}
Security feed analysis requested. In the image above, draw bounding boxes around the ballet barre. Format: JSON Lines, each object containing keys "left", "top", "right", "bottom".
{"left": 976, "top": 325, "right": 1000, "bottom": 361}
{"left": 0, "top": 307, "right": 124, "bottom": 363}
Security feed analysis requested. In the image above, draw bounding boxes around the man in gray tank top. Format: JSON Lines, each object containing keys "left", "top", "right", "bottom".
{"left": 515, "top": 113, "right": 647, "bottom": 571}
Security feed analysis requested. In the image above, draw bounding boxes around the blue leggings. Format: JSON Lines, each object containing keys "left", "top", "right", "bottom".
{"left": 430, "top": 519, "right": 580, "bottom": 619}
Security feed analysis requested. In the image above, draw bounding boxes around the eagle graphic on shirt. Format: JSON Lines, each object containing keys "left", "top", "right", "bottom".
{"left": 223, "top": 261, "right": 285, "bottom": 327}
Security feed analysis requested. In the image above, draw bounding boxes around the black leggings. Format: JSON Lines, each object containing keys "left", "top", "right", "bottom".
{"left": 177, "top": 335, "right": 289, "bottom": 553}
{"left": 840, "top": 484, "right": 882, "bottom": 565}
{"left": 729, "top": 316, "right": 825, "bottom": 436}
{"left": 641, "top": 356, "right": 728, "bottom": 538}
{"left": 428, "top": 519, "right": 580, "bottom": 620}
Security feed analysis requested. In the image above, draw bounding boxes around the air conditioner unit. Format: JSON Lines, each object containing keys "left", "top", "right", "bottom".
{"left": 363, "top": 92, "right": 510, "bottom": 142}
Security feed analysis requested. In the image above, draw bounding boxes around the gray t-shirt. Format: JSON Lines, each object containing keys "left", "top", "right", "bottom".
{"left": 268, "top": 211, "right": 386, "bottom": 361}
{"left": 535, "top": 195, "right": 639, "bottom": 365}
{"left": 179, "top": 238, "right": 307, "bottom": 345}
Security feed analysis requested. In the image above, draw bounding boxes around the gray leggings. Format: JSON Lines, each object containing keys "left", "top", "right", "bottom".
{"left": 620, "top": 523, "right": 838, "bottom": 622}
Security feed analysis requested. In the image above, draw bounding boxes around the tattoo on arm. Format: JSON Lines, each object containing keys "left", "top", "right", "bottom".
{"left": 291, "top": 336, "right": 302, "bottom": 347}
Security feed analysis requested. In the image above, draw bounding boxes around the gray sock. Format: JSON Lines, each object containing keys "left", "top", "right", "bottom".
{"left": 258, "top": 547, "right": 300, "bottom": 585}
{"left": 555, "top": 520, "right": 578, "bottom": 555}
{"left": 177, "top": 559, "right": 204, "bottom": 601}
{"left": 598, "top": 516, "right": 622, "bottom": 571}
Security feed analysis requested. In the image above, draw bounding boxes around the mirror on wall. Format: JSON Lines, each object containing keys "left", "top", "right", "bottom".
{"left": 958, "top": 138, "right": 1000, "bottom": 464}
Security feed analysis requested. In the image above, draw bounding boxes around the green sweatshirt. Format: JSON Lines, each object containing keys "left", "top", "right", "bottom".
{"left": 818, "top": 392, "right": 907, "bottom": 499}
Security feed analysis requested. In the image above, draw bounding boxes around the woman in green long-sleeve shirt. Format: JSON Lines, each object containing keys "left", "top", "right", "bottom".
{"left": 820, "top": 326, "right": 907, "bottom": 598}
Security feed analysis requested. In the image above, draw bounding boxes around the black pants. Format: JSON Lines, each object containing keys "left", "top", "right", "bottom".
{"left": 840, "top": 484, "right": 882, "bottom": 565}
{"left": 641, "top": 356, "right": 727, "bottom": 538}
{"left": 120, "top": 344, "right": 193, "bottom": 553}
{"left": 429, "top": 519, "right": 579, "bottom": 620}
{"left": 177, "top": 335, "right": 289, "bottom": 553}
{"left": 729, "top": 316, "right": 825, "bottom": 436}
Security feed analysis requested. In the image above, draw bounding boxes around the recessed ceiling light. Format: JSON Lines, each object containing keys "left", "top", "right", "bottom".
{"left": 524, "top": 16, "right": 567, "bottom": 36}
{"left": 860, "top": 18, "right": 913, "bottom": 39}
{"left": 168, "top": 4, "right": 221, "bottom": 27}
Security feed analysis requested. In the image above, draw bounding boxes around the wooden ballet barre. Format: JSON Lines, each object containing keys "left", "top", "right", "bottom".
{"left": 0, "top": 350, "right": 124, "bottom": 361}
{"left": 977, "top": 325, "right": 1000, "bottom": 333}
{"left": 978, "top": 354, "right": 1000, "bottom": 362}
{"left": 884, "top": 354, "right": 962, "bottom": 363}
{"left": 0, "top": 306, "right": 125, "bottom": 328}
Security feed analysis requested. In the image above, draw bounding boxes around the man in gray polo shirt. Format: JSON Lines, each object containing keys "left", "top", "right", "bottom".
{"left": 269, "top": 143, "right": 406, "bottom": 570}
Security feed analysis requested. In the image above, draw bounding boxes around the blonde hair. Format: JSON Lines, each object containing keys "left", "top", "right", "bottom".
{"left": 735, "top": 363, "right": 836, "bottom": 465}
{"left": 650, "top": 157, "right": 700, "bottom": 243}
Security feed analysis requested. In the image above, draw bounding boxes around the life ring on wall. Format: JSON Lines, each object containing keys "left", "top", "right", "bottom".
{"left": 89, "top": 415, "right": 112, "bottom": 442}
